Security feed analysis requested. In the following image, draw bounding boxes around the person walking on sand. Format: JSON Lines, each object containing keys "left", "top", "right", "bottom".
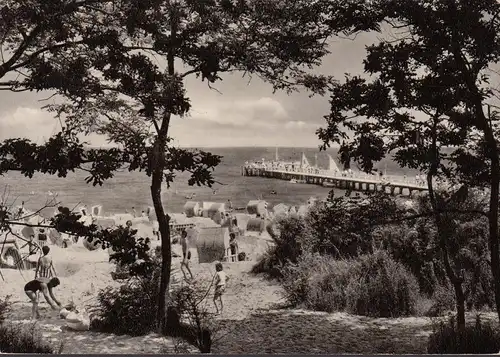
{"left": 24, "top": 277, "right": 62, "bottom": 320}
{"left": 17, "top": 201, "right": 25, "bottom": 219}
{"left": 152, "top": 220, "right": 160, "bottom": 240}
{"left": 35, "top": 246, "right": 57, "bottom": 283}
{"left": 37, "top": 228, "right": 48, "bottom": 248}
{"left": 213, "top": 262, "right": 228, "bottom": 315}
{"left": 180, "top": 229, "right": 194, "bottom": 281}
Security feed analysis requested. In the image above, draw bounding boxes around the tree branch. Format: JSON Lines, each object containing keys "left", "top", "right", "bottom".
{"left": 180, "top": 68, "right": 200, "bottom": 78}
{"left": 0, "top": 25, "right": 43, "bottom": 77}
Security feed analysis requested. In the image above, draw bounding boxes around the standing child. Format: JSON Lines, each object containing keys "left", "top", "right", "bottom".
{"left": 180, "top": 230, "right": 194, "bottom": 281}
{"left": 152, "top": 220, "right": 160, "bottom": 240}
{"left": 35, "top": 246, "right": 57, "bottom": 282}
{"left": 213, "top": 262, "right": 228, "bottom": 315}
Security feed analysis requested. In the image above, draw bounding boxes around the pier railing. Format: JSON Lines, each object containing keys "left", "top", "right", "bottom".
{"left": 242, "top": 163, "right": 450, "bottom": 192}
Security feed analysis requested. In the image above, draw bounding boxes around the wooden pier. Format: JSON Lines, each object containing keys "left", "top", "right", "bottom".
{"left": 241, "top": 166, "right": 428, "bottom": 197}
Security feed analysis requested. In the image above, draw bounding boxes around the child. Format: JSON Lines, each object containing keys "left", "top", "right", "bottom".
{"left": 24, "top": 277, "right": 62, "bottom": 320}
{"left": 213, "top": 262, "right": 228, "bottom": 315}
{"left": 35, "top": 245, "right": 57, "bottom": 282}
{"left": 152, "top": 220, "right": 160, "bottom": 241}
{"left": 180, "top": 230, "right": 194, "bottom": 281}
{"left": 37, "top": 229, "right": 47, "bottom": 248}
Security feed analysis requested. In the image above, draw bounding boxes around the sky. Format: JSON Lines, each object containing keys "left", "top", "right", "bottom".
{"left": 0, "top": 30, "right": 384, "bottom": 148}
{"left": 5, "top": 27, "right": 498, "bottom": 149}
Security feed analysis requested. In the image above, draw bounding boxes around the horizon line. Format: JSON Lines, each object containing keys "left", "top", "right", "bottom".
{"left": 87, "top": 145, "right": 339, "bottom": 150}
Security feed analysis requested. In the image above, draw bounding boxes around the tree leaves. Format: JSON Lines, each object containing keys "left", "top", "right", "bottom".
{"left": 317, "top": 0, "right": 500, "bottom": 183}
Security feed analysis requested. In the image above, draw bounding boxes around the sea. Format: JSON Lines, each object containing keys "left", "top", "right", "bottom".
{"left": 0, "top": 147, "right": 419, "bottom": 216}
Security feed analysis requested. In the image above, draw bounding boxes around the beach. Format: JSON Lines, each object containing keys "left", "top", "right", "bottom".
{"left": 0, "top": 231, "right": 281, "bottom": 354}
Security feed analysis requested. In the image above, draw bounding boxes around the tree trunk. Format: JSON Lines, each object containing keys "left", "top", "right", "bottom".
{"left": 151, "top": 133, "right": 172, "bottom": 333}
{"left": 451, "top": 41, "right": 500, "bottom": 323}
{"left": 427, "top": 172, "right": 466, "bottom": 331}
{"left": 151, "top": 5, "right": 178, "bottom": 333}
{"left": 427, "top": 116, "right": 466, "bottom": 330}
{"left": 453, "top": 281, "right": 466, "bottom": 329}
{"left": 479, "top": 113, "right": 500, "bottom": 323}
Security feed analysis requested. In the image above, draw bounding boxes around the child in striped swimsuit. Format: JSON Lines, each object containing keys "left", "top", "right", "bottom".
{"left": 35, "top": 246, "right": 57, "bottom": 283}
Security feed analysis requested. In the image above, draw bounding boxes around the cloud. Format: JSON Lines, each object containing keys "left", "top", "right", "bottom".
{"left": 169, "top": 117, "right": 320, "bottom": 147}
{"left": 0, "top": 107, "right": 58, "bottom": 142}
{"left": 285, "top": 120, "right": 308, "bottom": 129}
{"left": 187, "top": 96, "right": 289, "bottom": 128}
{"left": 0, "top": 107, "right": 120, "bottom": 148}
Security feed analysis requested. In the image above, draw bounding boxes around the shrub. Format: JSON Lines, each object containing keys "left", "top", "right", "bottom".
{"left": 373, "top": 222, "right": 446, "bottom": 296}
{"left": 171, "top": 285, "right": 214, "bottom": 353}
{"left": 426, "top": 284, "right": 456, "bottom": 317}
{"left": 252, "top": 215, "right": 310, "bottom": 279}
{"left": 281, "top": 251, "right": 421, "bottom": 318}
{"left": 427, "top": 315, "right": 500, "bottom": 354}
{"left": 90, "top": 245, "right": 184, "bottom": 334}
{"left": 345, "top": 250, "right": 420, "bottom": 317}
{"left": 305, "top": 192, "right": 401, "bottom": 258}
{"left": 89, "top": 277, "right": 160, "bottom": 336}
{"left": 281, "top": 253, "right": 351, "bottom": 311}
{"left": 90, "top": 237, "right": 184, "bottom": 336}
{"left": 0, "top": 322, "right": 55, "bottom": 353}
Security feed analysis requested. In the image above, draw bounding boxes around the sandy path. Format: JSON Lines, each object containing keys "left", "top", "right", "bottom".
{"left": 182, "top": 261, "right": 284, "bottom": 319}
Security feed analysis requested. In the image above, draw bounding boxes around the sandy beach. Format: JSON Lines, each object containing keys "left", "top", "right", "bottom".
{"left": 0, "top": 227, "right": 280, "bottom": 354}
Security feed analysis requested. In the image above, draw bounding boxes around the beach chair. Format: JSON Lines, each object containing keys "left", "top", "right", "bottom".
{"left": 223, "top": 249, "right": 238, "bottom": 263}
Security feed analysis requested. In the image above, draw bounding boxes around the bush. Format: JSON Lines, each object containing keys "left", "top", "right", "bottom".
{"left": 427, "top": 315, "right": 500, "bottom": 354}
{"left": 252, "top": 246, "right": 286, "bottom": 279}
{"left": 91, "top": 246, "right": 182, "bottom": 334}
{"left": 346, "top": 250, "right": 421, "bottom": 318}
{"left": 0, "top": 323, "right": 55, "bottom": 353}
{"left": 171, "top": 285, "right": 213, "bottom": 353}
{"left": 373, "top": 222, "right": 446, "bottom": 296}
{"left": 281, "top": 253, "right": 351, "bottom": 311}
{"left": 89, "top": 277, "right": 160, "bottom": 336}
{"left": 252, "top": 215, "right": 310, "bottom": 279}
{"left": 426, "top": 284, "right": 456, "bottom": 317}
{"left": 281, "top": 251, "right": 421, "bottom": 318}
{"left": 90, "top": 237, "right": 184, "bottom": 336}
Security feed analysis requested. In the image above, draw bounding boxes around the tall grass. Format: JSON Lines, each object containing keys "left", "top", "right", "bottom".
{"left": 427, "top": 315, "right": 500, "bottom": 354}
{"left": 0, "top": 323, "right": 56, "bottom": 354}
{"left": 281, "top": 250, "right": 421, "bottom": 317}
